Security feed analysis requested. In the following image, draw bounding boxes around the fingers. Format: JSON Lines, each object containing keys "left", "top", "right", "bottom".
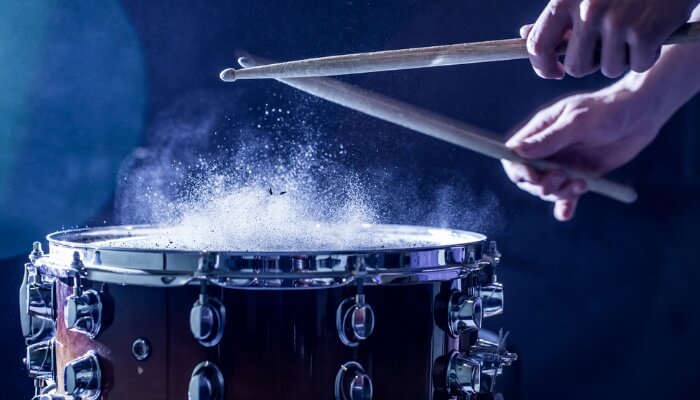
{"left": 526, "top": 1, "right": 573, "bottom": 79}
{"left": 627, "top": 31, "right": 662, "bottom": 72}
{"left": 527, "top": 0, "right": 670, "bottom": 79}
{"left": 502, "top": 159, "right": 587, "bottom": 221}
{"left": 520, "top": 24, "right": 534, "bottom": 39}
{"left": 600, "top": 18, "right": 627, "bottom": 78}
{"left": 563, "top": 18, "right": 600, "bottom": 77}
{"left": 550, "top": 180, "right": 587, "bottom": 221}
{"left": 514, "top": 170, "right": 567, "bottom": 197}
{"left": 507, "top": 113, "right": 582, "bottom": 160}
{"left": 502, "top": 160, "right": 588, "bottom": 198}
{"left": 505, "top": 101, "right": 565, "bottom": 152}
{"left": 501, "top": 159, "right": 541, "bottom": 185}
{"left": 554, "top": 198, "right": 578, "bottom": 221}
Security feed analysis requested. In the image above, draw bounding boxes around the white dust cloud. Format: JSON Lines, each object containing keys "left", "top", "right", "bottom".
{"left": 114, "top": 90, "right": 500, "bottom": 252}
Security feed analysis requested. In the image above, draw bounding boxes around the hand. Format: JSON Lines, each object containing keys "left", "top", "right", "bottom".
{"left": 525, "top": 0, "right": 698, "bottom": 79}
{"left": 502, "top": 84, "right": 663, "bottom": 221}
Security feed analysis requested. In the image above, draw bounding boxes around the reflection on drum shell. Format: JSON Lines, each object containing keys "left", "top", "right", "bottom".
{"left": 48, "top": 279, "right": 455, "bottom": 399}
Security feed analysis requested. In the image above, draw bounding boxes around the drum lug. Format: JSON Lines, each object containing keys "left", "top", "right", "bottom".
{"left": 336, "top": 294, "right": 375, "bottom": 347}
{"left": 64, "top": 351, "right": 102, "bottom": 400}
{"left": 470, "top": 330, "right": 517, "bottom": 392}
{"left": 64, "top": 289, "right": 103, "bottom": 339}
{"left": 479, "top": 282, "right": 504, "bottom": 318}
{"left": 25, "top": 339, "right": 56, "bottom": 379}
{"left": 335, "top": 361, "right": 373, "bottom": 400}
{"left": 443, "top": 351, "right": 482, "bottom": 395}
{"left": 21, "top": 263, "right": 56, "bottom": 344}
{"left": 26, "top": 279, "right": 56, "bottom": 322}
{"left": 31, "top": 376, "right": 59, "bottom": 399}
{"left": 190, "top": 284, "right": 226, "bottom": 347}
{"left": 447, "top": 290, "right": 483, "bottom": 337}
{"left": 23, "top": 243, "right": 56, "bottom": 324}
{"left": 481, "top": 241, "right": 501, "bottom": 268}
{"left": 437, "top": 332, "right": 517, "bottom": 397}
{"left": 188, "top": 361, "right": 225, "bottom": 400}
{"left": 478, "top": 241, "right": 504, "bottom": 318}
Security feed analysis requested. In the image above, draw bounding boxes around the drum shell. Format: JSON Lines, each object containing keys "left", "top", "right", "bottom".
{"left": 53, "top": 279, "right": 461, "bottom": 400}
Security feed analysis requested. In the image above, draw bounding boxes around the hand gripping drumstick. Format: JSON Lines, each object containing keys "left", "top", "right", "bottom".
{"left": 228, "top": 55, "right": 637, "bottom": 204}
{"left": 220, "top": 22, "right": 700, "bottom": 81}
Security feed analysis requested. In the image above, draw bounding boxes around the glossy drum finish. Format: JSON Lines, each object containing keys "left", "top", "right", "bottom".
{"left": 19, "top": 225, "right": 515, "bottom": 399}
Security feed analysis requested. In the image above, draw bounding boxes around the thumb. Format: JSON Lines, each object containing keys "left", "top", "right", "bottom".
{"left": 513, "top": 119, "right": 577, "bottom": 159}
{"left": 520, "top": 24, "right": 534, "bottom": 39}
{"left": 508, "top": 113, "right": 581, "bottom": 159}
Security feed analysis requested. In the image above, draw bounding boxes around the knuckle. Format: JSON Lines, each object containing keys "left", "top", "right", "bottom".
{"left": 549, "top": 0, "right": 573, "bottom": 12}
{"left": 564, "top": 63, "right": 585, "bottom": 78}
{"left": 628, "top": 24, "right": 661, "bottom": 48}
{"left": 602, "top": 13, "right": 626, "bottom": 31}
{"left": 582, "top": 0, "right": 605, "bottom": 22}
{"left": 601, "top": 66, "right": 623, "bottom": 79}
{"left": 527, "top": 35, "right": 548, "bottom": 56}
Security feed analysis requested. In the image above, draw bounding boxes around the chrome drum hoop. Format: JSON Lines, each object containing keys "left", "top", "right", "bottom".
{"left": 38, "top": 224, "right": 489, "bottom": 289}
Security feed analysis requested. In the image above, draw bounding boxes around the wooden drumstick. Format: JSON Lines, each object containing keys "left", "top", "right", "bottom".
{"left": 234, "top": 55, "right": 637, "bottom": 204}
{"left": 221, "top": 22, "right": 700, "bottom": 81}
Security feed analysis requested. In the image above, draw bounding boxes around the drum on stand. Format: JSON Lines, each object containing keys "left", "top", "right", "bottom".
{"left": 19, "top": 224, "right": 516, "bottom": 399}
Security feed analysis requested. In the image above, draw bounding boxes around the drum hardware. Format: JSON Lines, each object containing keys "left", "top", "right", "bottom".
{"left": 436, "top": 331, "right": 517, "bottom": 398}
{"left": 131, "top": 337, "right": 152, "bottom": 361}
{"left": 336, "top": 292, "right": 376, "bottom": 347}
{"left": 19, "top": 224, "right": 516, "bottom": 399}
{"left": 91, "top": 251, "right": 102, "bottom": 266}
{"left": 188, "top": 361, "right": 225, "bottom": 400}
{"left": 22, "top": 242, "right": 56, "bottom": 342}
{"left": 64, "top": 351, "right": 102, "bottom": 400}
{"left": 25, "top": 339, "right": 56, "bottom": 379}
{"left": 441, "top": 352, "right": 482, "bottom": 395}
{"left": 334, "top": 361, "right": 373, "bottom": 400}
{"left": 198, "top": 252, "right": 219, "bottom": 273}
{"left": 466, "top": 250, "right": 477, "bottom": 268}
{"left": 479, "top": 283, "right": 503, "bottom": 318}
{"left": 24, "top": 244, "right": 56, "bottom": 323}
{"left": 69, "top": 251, "right": 86, "bottom": 274}
{"left": 64, "top": 287, "right": 103, "bottom": 339}
{"left": 161, "top": 276, "right": 177, "bottom": 285}
{"left": 32, "top": 376, "right": 59, "bottom": 399}
{"left": 30, "top": 242, "right": 45, "bottom": 263}
{"left": 21, "top": 264, "right": 56, "bottom": 344}
{"left": 292, "top": 256, "right": 315, "bottom": 287}
{"left": 470, "top": 331, "right": 517, "bottom": 393}
{"left": 190, "top": 281, "right": 226, "bottom": 347}
{"left": 27, "top": 279, "right": 57, "bottom": 321}
{"left": 34, "top": 377, "right": 55, "bottom": 394}
{"left": 447, "top": 290, "right": 483, "bottom": 337}
{"left": 478, "top": 242, "right": 504, "bottom": 318}
{"left": 481, "top": 242, "right": 501, "bottom": 268}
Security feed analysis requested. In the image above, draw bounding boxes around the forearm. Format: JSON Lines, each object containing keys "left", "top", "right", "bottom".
{"left": 610, "top": 6, "right": 700, "bottom": 123}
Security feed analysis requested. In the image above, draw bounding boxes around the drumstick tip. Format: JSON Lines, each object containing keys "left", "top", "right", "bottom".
{"left": 219, "top": 68, "right": 237, "bottom": 82}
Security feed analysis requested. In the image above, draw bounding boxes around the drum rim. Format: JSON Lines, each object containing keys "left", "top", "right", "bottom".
{"left": 37, "top": 224, "right": 489, "bottom": 288}
{"left": 45, "top": 224, "right": 487, "bottom": 255}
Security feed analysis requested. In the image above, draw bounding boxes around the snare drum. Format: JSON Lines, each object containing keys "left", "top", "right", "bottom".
{"left": 19, "top": 224, "right": 515, "bottom": 399}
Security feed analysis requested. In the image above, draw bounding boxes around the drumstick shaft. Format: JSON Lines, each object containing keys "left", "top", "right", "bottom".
{"left": 236, "top": 55, "right": 637, "bottom": 204}
{"left": 222, "top": 22, "right": 700, "bottom": 81}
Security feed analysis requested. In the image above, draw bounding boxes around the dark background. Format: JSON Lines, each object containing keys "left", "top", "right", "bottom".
{"left": 3, "top": 1, "right": 700, "bottom": 399}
